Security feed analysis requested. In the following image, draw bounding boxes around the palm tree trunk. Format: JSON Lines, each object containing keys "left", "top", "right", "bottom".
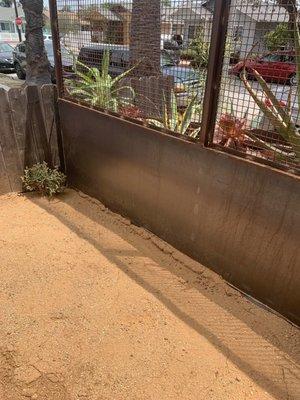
{"left": 20, "top": 0, "right": 51, "bottom": 85}
{"left": 130, "top": 0, "right": 161, "bottom": 76}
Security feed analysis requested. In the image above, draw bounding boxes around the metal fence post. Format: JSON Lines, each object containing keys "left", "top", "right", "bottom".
{"left": 200, "top": 0, "right": 232, "bottom": 146}
{"left": 49, "top": 0, "right": 64, "bottom": 98}
{"left": 48, "top": 0, "right": 66, "bottom": 172}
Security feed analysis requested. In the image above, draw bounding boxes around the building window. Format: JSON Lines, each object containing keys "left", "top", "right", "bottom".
{"left": 0, "top": 21, "right": 12, "bottom": 32}
{"left": 81, "top": 24, "right": 91, "bottom": 32}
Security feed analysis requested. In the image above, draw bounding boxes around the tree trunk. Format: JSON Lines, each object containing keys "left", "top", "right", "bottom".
{"left": 128, "top": 1, "right": 173, "bottom": 118}
{"left": 20, "top": 0, "right": 51, "bottom": 85}
{"left": 130, "top": 0, "right": 161, "bottom": 76}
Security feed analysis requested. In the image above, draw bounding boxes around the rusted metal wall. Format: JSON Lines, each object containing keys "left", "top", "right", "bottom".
{"left": 59, "top": 100, "right": 300, "bottom": 325}
{"left": 0, "top": 85, "right": 61, "bottom": 195}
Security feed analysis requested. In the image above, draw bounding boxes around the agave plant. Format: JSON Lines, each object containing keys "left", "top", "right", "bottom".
{"left": 147, "top": 91, "right": 201, "bottom": 138}
{"left": 240, "top": 20, "right": 300, "bottom": 164}
{"left": 217, "top": 112, "right": 248, "bottom": 149}
{"left": 68, "top": 50, "right": 136, "bottom": 112}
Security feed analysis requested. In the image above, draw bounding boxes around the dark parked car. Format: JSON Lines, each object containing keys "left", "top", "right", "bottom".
{"left": 0, "top": 42, "right": 15, "bottom": 73}
{"left": 13, "top": 40, "right": 74, "bottom": 81}
{"left": 230, "top": 51, "right": 297, "bottom": 85}
{"left": 78, "top": 44, "right": 202, "bottom": 107}
{"left": 78, "top": 43, "right": 178, "bottom": 75}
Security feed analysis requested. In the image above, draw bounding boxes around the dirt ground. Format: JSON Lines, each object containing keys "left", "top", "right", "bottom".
{"left": 0, "top": 189, "right": 299, "bottom": 400}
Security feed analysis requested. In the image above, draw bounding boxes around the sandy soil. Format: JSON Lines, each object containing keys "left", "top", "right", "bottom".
{"left": 0, "top": 189, "right": 299, "bottom": 400}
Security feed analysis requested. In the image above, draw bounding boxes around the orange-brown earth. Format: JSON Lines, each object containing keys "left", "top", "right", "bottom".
{"left": 0, "top": 190, "right": 299, "bottom": 400}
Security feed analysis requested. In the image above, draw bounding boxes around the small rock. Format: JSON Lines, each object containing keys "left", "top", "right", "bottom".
{"left": 77, "top": 390, "right": 88, "bottom": 397}
{"left": 15, "top": 365, "right": 41, "bottom": 384}
{"left": 5, "top": 344, "right": 15, "bottom": 352}
{"left": 50, "top": 311, "right": 67, "bottom": 320}
{"left": 21, "top": 387, "right": 36, "bottom": 397}
{"left": 47, "top": 373, "right": 60, "bottom": 383}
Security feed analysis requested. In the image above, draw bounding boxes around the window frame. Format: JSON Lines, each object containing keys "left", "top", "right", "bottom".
{"left": 0, "top": 21, "right": 13, "bottom": 33}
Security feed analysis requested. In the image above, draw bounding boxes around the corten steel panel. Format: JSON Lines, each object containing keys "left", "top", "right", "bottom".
{"left": 59, "top": 100, "right": 300, "bottom": 325}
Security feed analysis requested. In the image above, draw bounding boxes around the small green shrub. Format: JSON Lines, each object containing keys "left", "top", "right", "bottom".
{"left": 264, "top": 23, "right": 293, "bottom": 51}
{"left": 187, "top": 27, "right": 210, "bottom": 68}
{"left": 183, "top": 26, "right": 233, "bottom": 68}
{"left": 22, "top": 162, "right": 66, "bottom": 197}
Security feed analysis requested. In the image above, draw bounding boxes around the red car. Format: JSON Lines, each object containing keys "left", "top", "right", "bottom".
{"left": 230, "top": 51, "right": 297, "bottom": 85}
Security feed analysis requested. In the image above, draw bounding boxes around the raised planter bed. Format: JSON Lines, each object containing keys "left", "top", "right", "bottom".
{"left": 59, "top": 100, "right": 300, "bottom": 325}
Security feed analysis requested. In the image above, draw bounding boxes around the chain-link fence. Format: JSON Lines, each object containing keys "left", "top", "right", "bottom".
{"left": 51, "top": 0, "right": 300, "bottom": 175}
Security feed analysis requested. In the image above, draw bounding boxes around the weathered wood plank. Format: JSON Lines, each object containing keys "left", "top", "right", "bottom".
{"left": 0, "top": 88, "right": 23, "bottom": 191}
{"left": 25, "top": 85, "right": 52, "bottom": 168}
{"left": 8, "top": 87, "right": 27, "bottom": 170}
{"left": 40, "top": 84, "right": 59, "bottom": 166}
{"left": 0, "top": 142, "right": 12, "bottom": 195}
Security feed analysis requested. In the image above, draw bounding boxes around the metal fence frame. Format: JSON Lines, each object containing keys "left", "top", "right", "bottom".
{"left": 49, "top": 0, "right": 300, "bottom": 176}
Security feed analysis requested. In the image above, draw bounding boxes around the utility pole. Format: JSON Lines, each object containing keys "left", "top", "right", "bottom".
{"left": 13, "top": 0, "right": 22, "bottom": 42}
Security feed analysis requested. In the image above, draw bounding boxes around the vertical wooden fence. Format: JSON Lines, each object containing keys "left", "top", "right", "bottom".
{"left": 0, "top": 85, "right": 61, "bottom": 195}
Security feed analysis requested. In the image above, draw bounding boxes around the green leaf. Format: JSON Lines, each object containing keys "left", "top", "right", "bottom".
{"left": 111, "top": 63, "right": 137, "bottom": 85}
{"left": 180, "top": 95, "right": 198, "bottom": 135}
{"left": 188, "top": 127, "right": 201, "bottom": 138}
{"left": 162, "top": 91, "right": 170, "bottom": 130}
{"left": 101, "top": 50, "right": 110, "bottom": 78}
{"left": 147, "top": 119, "right": 165, "bottom": 128}
{"left": 111, "top": 85, "right": 135, "bottom": 98}
{"left": 169, "top": 91, "right": 178, "bottom": 131}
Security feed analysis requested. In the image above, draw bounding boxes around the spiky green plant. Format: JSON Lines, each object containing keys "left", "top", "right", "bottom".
{"left": 68, "top": 50, "right": 136, "bottom": 112}
{"left": 240, "top": 20, "right": 300, "bottom": 164}
{"left": 147, "top": 91, "right": 201, "bottom": 138}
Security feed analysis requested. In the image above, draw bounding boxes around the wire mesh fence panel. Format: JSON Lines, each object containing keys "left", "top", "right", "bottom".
{"left": 53, "top": 0, "right": 300, "bottom": 175}
{"left": 214, "top": 0, "right": 300, "bottom": 174}
{"left": 55, "top": 0, "right": 213, "bottom": 140}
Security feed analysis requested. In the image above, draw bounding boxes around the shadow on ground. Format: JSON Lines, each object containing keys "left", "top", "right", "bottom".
{"left": 30, "top": 190, "right": 300, "bottom": 400}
